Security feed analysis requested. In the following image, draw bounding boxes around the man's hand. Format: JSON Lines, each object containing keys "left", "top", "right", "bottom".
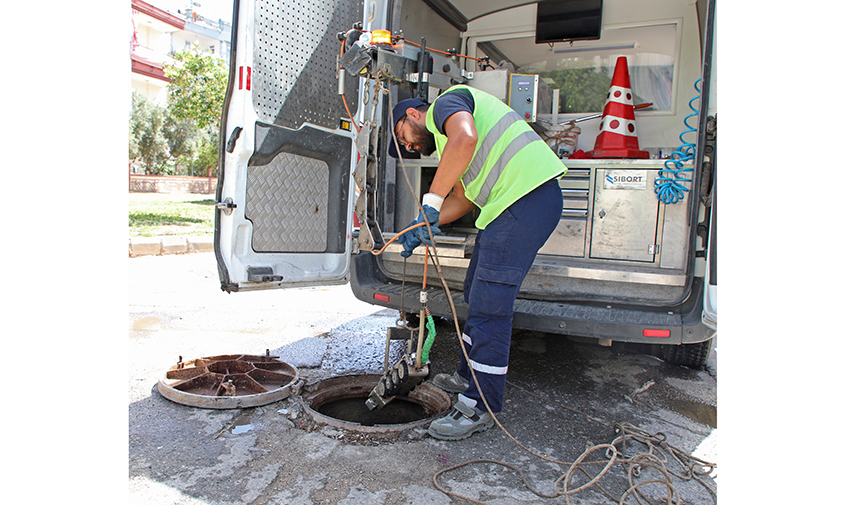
{"left": 398, "top": 194, "right": 443, "bottom": 258}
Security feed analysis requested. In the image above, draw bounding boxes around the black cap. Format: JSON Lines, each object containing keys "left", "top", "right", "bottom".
{"left": 388, "top": 98, "right": 427, "bottom": 158}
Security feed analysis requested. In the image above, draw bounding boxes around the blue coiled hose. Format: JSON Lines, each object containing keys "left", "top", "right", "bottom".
{"left": 655, "top": 79, "right": 702, "bottom": 204}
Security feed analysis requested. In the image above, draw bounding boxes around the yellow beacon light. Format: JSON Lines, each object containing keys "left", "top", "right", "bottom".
{"left": 370, "top": 29, "right": 392, "bottom": 45}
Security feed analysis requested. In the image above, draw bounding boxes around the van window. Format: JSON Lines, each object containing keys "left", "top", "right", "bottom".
{"left": 476, "top": 23, "right": 678, "bottom": 113}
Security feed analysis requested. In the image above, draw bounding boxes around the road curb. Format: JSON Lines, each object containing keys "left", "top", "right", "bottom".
{"left": 129, "top": 235, "right": 214, "bottom": 257}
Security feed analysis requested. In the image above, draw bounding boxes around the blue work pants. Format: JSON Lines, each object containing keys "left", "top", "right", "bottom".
{"left": 455, "top": 178, "right": 563, "bottom": 413}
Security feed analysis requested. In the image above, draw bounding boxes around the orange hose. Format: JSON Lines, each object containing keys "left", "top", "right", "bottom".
{"left": 339, "top": 39, "right": 361, "bottom": 133}
{"left": 401, "top": 38, "right": 488, "bottom": 64}
{"left": 348, "top": 31, "right": 490, "bottom": 64}
{"left": 342, "top": 94, "right": 359, "bottom": 132}
{"left": 369, "top": 222, "right": 424, "bottom": 256}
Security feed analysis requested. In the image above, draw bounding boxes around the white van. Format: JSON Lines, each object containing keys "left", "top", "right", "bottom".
{"left": 214, "top": 0, "right": 717, "bottom": 367}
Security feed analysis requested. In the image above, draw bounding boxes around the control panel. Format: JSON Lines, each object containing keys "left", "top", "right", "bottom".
{"left": 507, "top": 73, "right": 551, "bottom": 122}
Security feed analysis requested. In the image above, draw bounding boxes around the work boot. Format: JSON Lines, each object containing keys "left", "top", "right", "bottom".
{"left": 428, "top": 400, "right": 494, "bottom": 441}
{"left": 432, "top": 372, "right": 468, "bottom": 394}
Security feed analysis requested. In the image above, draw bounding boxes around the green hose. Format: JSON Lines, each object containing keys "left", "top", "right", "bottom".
{"left": 421, "top": 312, "right": 436, "bottom": 363}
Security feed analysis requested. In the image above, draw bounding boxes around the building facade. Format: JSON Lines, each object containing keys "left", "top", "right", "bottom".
{"left": 130, "top": 0, "right": 231, "bottom": 104}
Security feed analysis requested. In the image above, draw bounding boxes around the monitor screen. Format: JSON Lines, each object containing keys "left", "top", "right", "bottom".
{"left": 535, "top": 0, "right": 603, "bottom": 44}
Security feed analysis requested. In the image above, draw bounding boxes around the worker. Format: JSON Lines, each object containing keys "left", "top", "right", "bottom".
{"left": 389, "top": 85, "right": 565, "bottom": 440}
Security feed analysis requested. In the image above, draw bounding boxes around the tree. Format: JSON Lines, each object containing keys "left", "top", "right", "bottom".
{"left": 175, "top": 128, "right": 219, "bottom": 177}
{"left": 129, "top": 92, "right": 171, "bottom": 174}
{"left": 538, "top": 68, "right": 612, "bottom": 113}
{"left": 163, "top": 114, "right": 200, "bottom": 163}
{"left": 193, "top": 130, "right": 220, "bottom": 176}
{"left": 129, "top": 48, "right": 227, "bottom": 176}
{"left": 163, "top": 48, "right": 228, "bottom": 130}
{"left": 129, "top": 92, "right": 200, "bottom": 175}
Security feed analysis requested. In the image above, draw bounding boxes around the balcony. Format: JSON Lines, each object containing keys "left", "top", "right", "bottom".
{"left": 132, "top": 0, "right": 184, "bottom": 33}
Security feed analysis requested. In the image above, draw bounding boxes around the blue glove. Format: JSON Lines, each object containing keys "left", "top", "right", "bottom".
{"left": 399, "top": 201, "right": 441, "bottom": 258}
{"left": 415, "top": 205, "right": 440, "bottom": 245}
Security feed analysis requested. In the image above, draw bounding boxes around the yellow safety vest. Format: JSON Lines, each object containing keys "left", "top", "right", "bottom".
{"left": 426, "top": 85, "right": 565, "bottom": 229}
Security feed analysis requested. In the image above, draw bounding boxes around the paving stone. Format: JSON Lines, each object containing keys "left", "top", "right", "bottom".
{"left": 129, "top": 237, "right": 162, "bottom": 257}
{"left": 161, "top": 236, "right": 188, "bottom": 255}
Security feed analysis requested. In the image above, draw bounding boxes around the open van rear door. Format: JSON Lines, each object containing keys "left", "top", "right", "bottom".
{"left": 214, "top": 0, "right": 363, "bottom": 292}
{"left": 702, "top": 173, "right": 716, "bottom": 330}
{"left": 699, "top": 0, "right": 716, "bottom": 330}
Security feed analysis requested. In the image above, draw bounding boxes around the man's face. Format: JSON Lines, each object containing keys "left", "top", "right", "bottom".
{"left": 394, "top": 113, "right": 436, "bottom": 157}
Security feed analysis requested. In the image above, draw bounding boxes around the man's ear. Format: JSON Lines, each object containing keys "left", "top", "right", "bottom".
{"left": 406, "top": 107, "right": 422, "bottom": 122}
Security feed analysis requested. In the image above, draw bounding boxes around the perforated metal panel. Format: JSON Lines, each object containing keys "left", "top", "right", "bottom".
{"left": 246, "top": 152, "right": 329, "bottom": 252}
{"left": 253, "top": 0, "right": 361, "bottom": 130}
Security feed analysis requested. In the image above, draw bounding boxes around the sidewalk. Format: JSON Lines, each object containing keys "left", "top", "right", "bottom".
{"left": 128, "top": 235, "right": 214, "bottom": 257}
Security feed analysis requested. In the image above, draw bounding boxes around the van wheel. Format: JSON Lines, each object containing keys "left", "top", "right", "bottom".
{"left": 661, "top": 339, "right": 713, "bottom": 369}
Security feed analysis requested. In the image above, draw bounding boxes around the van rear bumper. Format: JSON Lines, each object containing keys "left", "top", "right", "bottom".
{"left": 349, "top": 252, "right": 714, "bottom": 345}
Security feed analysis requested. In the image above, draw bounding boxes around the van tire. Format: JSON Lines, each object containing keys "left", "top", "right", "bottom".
{"left": 662, "top": 339, "right": 713, "bottom": 369}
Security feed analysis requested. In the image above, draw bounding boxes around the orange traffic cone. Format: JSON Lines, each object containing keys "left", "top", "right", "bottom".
{"left": 592, "top": 57, "right": 649, "bottom": 159}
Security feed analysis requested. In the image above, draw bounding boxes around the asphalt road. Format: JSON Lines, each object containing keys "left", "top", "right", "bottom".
{"left": 128, "top": 252, "right": 717, "bottom": 504}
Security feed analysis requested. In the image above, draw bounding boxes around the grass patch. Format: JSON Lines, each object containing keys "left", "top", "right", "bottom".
{"left": 129, "top": 211, "right": 206, "bottom": 227}
{"left": 129, "top": 193, "right": 216, "bottom": 237}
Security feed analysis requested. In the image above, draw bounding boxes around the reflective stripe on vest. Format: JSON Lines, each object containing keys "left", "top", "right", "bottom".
{"left": 460, "top": 111, "right": 544, "bottom": 207}
{"left": 473, "top": 127, "right": 544, "bottom": 207}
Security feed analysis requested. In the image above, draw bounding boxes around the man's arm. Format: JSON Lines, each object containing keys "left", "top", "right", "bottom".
{"left": 401, "top": 109, "right": 477, "bottom": 255}
{"left": 428, "top": 110, "right": 478, "bottom": 203}
{"left": 439, "top": 182, "right": 475, "bottom": 225}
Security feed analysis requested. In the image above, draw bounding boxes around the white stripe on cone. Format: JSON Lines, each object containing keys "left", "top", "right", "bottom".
{"left": 605, "top": 85, "right": 634, "bottom": 106}
{"left": 598, "top": 115, "right": 639, "bottom": 137}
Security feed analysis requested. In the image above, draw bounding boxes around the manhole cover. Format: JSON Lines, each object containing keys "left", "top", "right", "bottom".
{"left": 300, "top": 374, "right": 450, "bottom": 434}
{"left": 157, "top": 354, "right": 298, "bottom": 409}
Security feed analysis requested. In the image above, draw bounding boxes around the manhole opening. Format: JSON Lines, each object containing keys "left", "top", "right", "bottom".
{"left": 317, "top": 397, "right": 428, "bottom": 426}
{"left": 301, "top": 374, "right": 450, "bottom": 433}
